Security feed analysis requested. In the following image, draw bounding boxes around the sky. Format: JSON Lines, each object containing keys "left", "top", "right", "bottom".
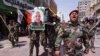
{"left": 55, "top": 0, "right": 78, "bottom": 22}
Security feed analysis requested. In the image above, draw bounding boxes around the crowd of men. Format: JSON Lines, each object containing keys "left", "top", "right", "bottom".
{"left": 29, "top": 10, "right": 99, "bottom": 56}
{"left": 0, "top": 9, "right": 100, "bottom": 56}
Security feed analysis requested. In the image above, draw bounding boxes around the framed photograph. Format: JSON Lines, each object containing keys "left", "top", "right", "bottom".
{"left": 30, "top": 7, "right": 45, "bottom": 30}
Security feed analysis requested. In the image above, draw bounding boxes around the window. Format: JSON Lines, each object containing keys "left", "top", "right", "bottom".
{"left": 85, "top": 1, "right": 87, "bottom": 4}
{"left": 80, "top": 2, "right": 82, "bottom": 4}
{"left": 79, "top": 2, "right": 82, "bottom": 5}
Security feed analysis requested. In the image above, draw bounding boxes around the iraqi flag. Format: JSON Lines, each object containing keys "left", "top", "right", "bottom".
{"left": 17, "top": 9, "right": 23, "bottom": 24}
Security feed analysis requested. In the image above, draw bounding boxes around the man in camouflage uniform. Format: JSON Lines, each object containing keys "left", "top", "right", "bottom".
{"left": 13, "top": 20, "right": 19, "bottom": 42}
{"left": 55, "top": 10, "right": 88, "bottom": 56}
{"left": 8, "top": 20, "right": 19, "bottom": 47}
{"left": 86, "top": 18, "right": 97, "bottom": 53}
{"left": 81, "top": 17, "right": 89, "bottom": 54}
{"left": 29, "top": 11, "right": 45, "bottom": 56}
{"left": 29, "top": 30, "right": 44, "bottom": 56}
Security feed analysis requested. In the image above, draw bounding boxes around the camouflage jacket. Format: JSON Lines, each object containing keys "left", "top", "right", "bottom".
{"left": 55, "top": 22, "right": 86, "bottom": 49}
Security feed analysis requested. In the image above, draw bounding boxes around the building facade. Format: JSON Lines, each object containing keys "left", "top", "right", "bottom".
{"left": 35, "top": 0, "right": 57, "bottom": 15}
{"left": 82, "top": 0, "right": 100, "bottom": 19}
{"left": 89, "top": 0, "right": 100, "bottom": 19}
{"left": 78, "top": 0, "right": 91, "bottom": 19}
{"left": 78, "top": 0, "right": 100, "bottom": 19}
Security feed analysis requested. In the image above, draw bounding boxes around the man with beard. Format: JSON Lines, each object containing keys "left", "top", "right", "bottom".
{"left": 55, "top": 10, "right": 88, "bottom": 56}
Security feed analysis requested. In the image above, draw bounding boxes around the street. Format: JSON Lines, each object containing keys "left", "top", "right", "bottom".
{"left": 0, "top": 35, "right": 100, "bottom": 56}
{"left": 0, "top": 36, "right": 45, "bottom": 56}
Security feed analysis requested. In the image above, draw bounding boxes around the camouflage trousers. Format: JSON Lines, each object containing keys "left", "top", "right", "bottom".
{"left": 83, "top": 34, "right": 90, "bottom": 54}
{"left": 8, "top": 32, "right": 19, "bottom": 47}
{"left": 29, "top": 30, "right": 45, "bottom": 56}
{"left": 88, "top": 35, "right": 95, "bottom": 51}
